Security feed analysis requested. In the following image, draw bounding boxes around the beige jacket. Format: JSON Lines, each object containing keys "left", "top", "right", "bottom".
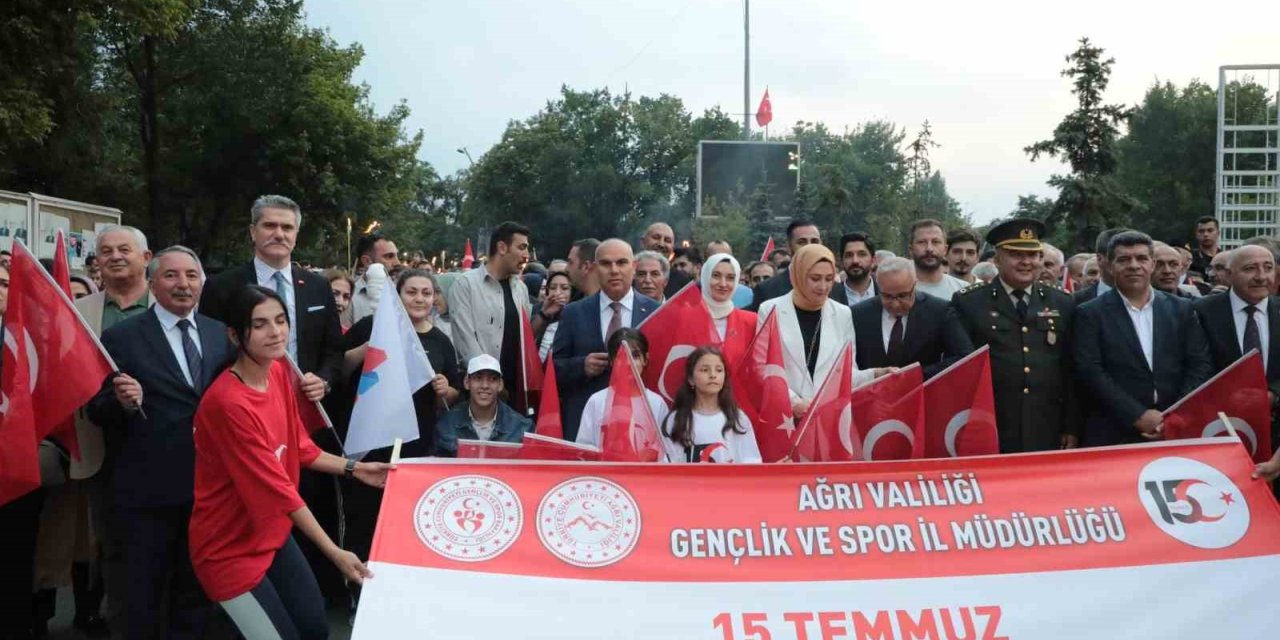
{"left": 447, "top": 265, "right": 531, "bottom": 366}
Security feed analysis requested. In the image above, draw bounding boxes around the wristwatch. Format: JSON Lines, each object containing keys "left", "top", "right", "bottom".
{"left": 344, "top": 457, "right": 357, "bottom": 479}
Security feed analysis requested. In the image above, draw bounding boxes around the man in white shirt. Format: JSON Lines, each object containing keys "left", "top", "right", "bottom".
{"left": 839, "top": 232, "right": 877, "bottom": 306}
{"left": 908, "top": 219, "right": 967, "bottom": 300}
{"left": 1074, "top": 231, "right": 1212, "bottom": 446}
{"left": 1195, "top": 245, "right": 1280, "bottom": 419}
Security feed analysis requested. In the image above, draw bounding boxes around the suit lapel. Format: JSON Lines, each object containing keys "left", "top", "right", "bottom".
{"left": 1104, "top": 292, "right": 1151, "bottom": 373}
{"left": 586, "top": 294, "right": 605, "bottom": 351}
{"left": 197, "top": 316, "right": 224, "bottom": 392}
{"left": 1213, "top": 294, "right": 1243, "bottom": 361}
{"left": 813, "top": 303, "right": 840, "bottom": 376}
{"left": 1266, "top": 297, "right": 1280, "bottom": 373}
{"left": 867, "top": 300, "right": 888, "bottom": 361}
{"left": 991, "top": 282, "right": 1020, "bottom": 324}
{"left": 1151, "top": 293, "right": 1173, "bottom": 373}
{"left": 140, "top": 309, "right": 194, "bottom": 392}
{"left": 776, "top": 299, "right": 808, "bottom": 375}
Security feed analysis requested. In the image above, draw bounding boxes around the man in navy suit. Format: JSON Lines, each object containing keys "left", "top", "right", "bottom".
{"left": 851, "top": 256, "right": 973, "bottom": 379}
{"left": 1074, "top": 231, "right": 1213, "bottom": 446}
{"left": 88, "top": 247, "right": 234, "bottom": 640}
{"left": 552, "top": 239, "right": 659, "bottom": 441}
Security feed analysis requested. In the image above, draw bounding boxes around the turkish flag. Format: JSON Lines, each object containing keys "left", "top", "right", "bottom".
{"left": 756, "top": 88, "right": 773, "bottom": 127}
{"left": 760, "top": 237, "right": 775, "bottom": 262}
{"left": 734, "top": 309, "right": 797, "bottom": 462}
{"left": 1163, "top": 350, "right": 1271, "bottom": 463}
{"left": 1, "top": 241, "right": 116, "bottom": 505}
{"left": 457, "top": 439, "right": 523, "bottom": 459}
{"left": 518, "top": 433, "right": 602, "bottom": 461}
{"left": 789, "top": 344, "right": 858, "bottom": 462}
{"left": 462, "top": 239, "right": 475, "bottom": 269}
{"left": 512, "top": 309, "right": 543, "bottom": 415}
{"left": 638, "top": 281, "right": 719, "bottom": 403}
{"left": 48, "top": 230, "right": 81, "bottom": 460}
{"left": 534, "top": 354, "right": 563, "bottom": 439}
{"left": 601, "top": 345, "right": 664, "bottom": 462}
{"left": 922, "top": 346, "right": 999, "bottom": 458}
{"left": 851, "top": 363, "right": 925, "bottom": 461}
{"left": 1061, "top": 265, "right": 1074, "bottom": 293}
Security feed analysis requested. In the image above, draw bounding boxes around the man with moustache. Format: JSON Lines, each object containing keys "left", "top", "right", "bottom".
{"left": 633, "top": 251, "right": 671, "bottom": 304}
{"left": 641, "top": 222, "right": 692, "bottom": 298}
{"left": 946, "top": 229, "right": 981, "bottom": 284}
{"left": 1039, "top": 243, "right": 1065, "bottom": 287}
{"left": 909, "top": 219, "right": 967, "bottom": 300}
{"left": 839, "top": 232, "right": 877, "bottom": 306}
{"left": 1151, "top": 242, "right": 1197, "bottom": 299}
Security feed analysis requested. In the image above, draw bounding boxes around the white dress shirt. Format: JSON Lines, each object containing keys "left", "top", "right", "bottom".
{"left": 1097, "top": 280, "right": 1112, "bottom": 297}
{"left": 881, "top": 309, "right": 906, "bottom": 352}
{"left": 576, "top": 387, "right": 671, "bottom": 448}
{"left": 1122, "top": 289, "right": 1156, "bottom": 371}
{"left": 998, "top": 278, "right": 1031, "bottom": 307}
{"left": 1230, "top": 290, "right": 1270, "bottom": 372}
{"left": 253, "top": 256, "right": 297, "bottom": 362}
{"left": 153, "top": 304, "right": 202, "bottom": 387}
{"left": 599, "top": 289, "right": 635, "bottom": 343}
{"left": 844, "top": 280, "right": 876, "bottom": 306}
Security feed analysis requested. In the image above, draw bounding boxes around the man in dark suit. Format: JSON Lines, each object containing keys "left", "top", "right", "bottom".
{"left": 852, "top": 256, "right": 973, "bottom": 378}
{"left": 950, "top": 219, "right": 1080, "bottom": 453}
{"left": 749, "top": 218, "right": 830, "bottom": 311}
{"left": 88, "top": 247, "right": 233, "bottom": 640}
{"left": 197, "top": 194, "right": 347, "bottom": 602}
{"left": 1073, "top": 227, "right": 1127, "bottom": 305}
{"left": 1194, "top": 245, "right": 1280, "bottom": 435}
{"left": 1074, "top": 231, "right": 1213, "bottom": 447}
{"left": 553, "top": 239, "right": 659, "bottom": 441}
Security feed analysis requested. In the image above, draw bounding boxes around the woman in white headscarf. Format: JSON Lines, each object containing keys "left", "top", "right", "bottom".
{"left": 700, "top": 253, "right": 758, "bottom": 371}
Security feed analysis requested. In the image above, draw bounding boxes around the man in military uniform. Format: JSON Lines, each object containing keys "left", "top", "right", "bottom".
{"left": 949, "top": 219, "right": 1081, "bottom": 453}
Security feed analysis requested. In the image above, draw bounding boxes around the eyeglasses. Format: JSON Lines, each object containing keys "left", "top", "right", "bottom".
{"left": 880, "top": 289, "right": 915, "bottom": 303}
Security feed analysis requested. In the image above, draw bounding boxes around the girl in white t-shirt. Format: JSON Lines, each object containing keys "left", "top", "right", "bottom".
{"left": 576, "top": 328, "right": 671, "bottom": 448}
{"left": 661, "top": 346, "right": 762, "bottom": 463}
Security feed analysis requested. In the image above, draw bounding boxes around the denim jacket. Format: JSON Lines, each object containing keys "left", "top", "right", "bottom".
{"left": 435, "top": 401, "right": 533, "bottom": 457}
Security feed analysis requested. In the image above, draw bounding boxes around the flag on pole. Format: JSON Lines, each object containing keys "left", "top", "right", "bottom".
{"left": 600, "top": 345, "right": 664, "bottom": 462}
{"left": 851, "top": 363, "right": 925, "bottom": 461}
{"left": 512, "top": 309, "right": 543, "bottom": 415}
{"left": 733, "top": 310, "right": 796, "bottom": 462}
{"left": 1, "top": 241, "right": 116, "bottom": 505}
{"left": 345, "top": 278, "right": 434, "bottom": 455}
{"left": 518, "top": 433, "right": 602, "bottom": 461}
{"left": 922, "top": 346, "right": 999, "bottom": 458}
{"left": 1163, "top": 350, "right": 1271, "bottom": 462}
{"left": 462, "top": 239, "right": 475, "bottom": 269}
{"left": 49, "top": 230, "right": 81, "bottom": 460}
{"left": 638, "top": 282, "right": 719, "bottom": 403}
{"left": 755, "top": 88, "right": 773, "bottom": 127}
{"left": 283, "top": 353, "right": 335, "bottom": 435}
{"left": 534, "top": 354, "right": 563, "bottom": 439}
{"left": 789, "top": 344, "right": 858, "bottom": 462}
{"left": 760, "top": 237, "right": 775, "bottom": 262}
{"left": 457, "top": 440, "right": 523, "bottom": 459}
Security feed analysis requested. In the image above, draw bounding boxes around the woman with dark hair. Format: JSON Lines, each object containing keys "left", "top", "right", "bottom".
{"left": 661, "top": 346, "right": 761, "bottom": 463}
{"left": 190, "top": 285, "right": 390, "bottom": 640}
{"left": 574, "top": 328, "right": 671, "bottom": 449}
{"left": 325, "top": 269, "right": 354, "bottom": 333}
{"left": 340, "top": 269, "right": 461, "bottom": 563}
{"left": 535, "top": 271, "right": 572, "bottom": 362}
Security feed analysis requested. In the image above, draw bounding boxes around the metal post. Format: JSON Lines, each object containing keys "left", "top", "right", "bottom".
{"left": 743, "top": 0, "right": 751, "bottom": 139}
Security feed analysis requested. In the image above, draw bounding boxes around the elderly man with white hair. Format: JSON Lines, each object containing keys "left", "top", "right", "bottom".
{"left": 850, "top": 256, "right": 974, "bottom": 379}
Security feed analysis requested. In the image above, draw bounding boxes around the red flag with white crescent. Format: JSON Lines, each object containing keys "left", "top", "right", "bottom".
{"left": 755, "top": 88, "right": 773, "bottom": 128}
{"left": 512, "top": 309, "right": 543, "bottom": 415}
{"left": 1163, "top": 350, "right": 1271, "bottom": 463}
{"left": 733, "top": 309, "right": 796, "bottom": 462}
{"left": 922, "top": 346, "right": 998, "bottom": 457}
{"left": 638, "top": 281, "right": 720, "bottom": 403}
{"left": 601, "top": 345, "right": 664, "bottom": 462}
{"left": 462, "top": 239, "right": 475, "bottom": 269}
{"left": 789, "top": 343, "right": 857, "bottom": 462}
{"left": 1, "top": 241, "right": 116, "bottom": 505}
{"left": 760, "top": 237, "right": 775, "bottom": 263}
{"left": 851, "top": 363, "right": 925, "bottom": 461}
{"left": 49, "top": 230, "right": 81, "bottom": 460}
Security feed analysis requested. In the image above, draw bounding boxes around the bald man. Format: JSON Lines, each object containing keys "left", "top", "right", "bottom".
{"left": 552, "top": 239, "right": 660, "bottom": 440}
{"left": 641, "top": 221, "right": 692, "bottom": 298}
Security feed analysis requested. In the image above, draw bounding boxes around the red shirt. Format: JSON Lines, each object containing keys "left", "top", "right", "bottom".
{"left": 189, "top": 360, "right": 322, "bottom": 601}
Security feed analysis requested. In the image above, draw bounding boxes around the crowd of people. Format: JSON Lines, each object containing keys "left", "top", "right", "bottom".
{"left": 3, "top": 193, "right": 1279, "bottom": 640}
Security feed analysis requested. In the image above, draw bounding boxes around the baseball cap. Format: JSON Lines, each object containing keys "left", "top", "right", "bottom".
{"left": 466, "top": 354, "right": 502, "bottom": 377}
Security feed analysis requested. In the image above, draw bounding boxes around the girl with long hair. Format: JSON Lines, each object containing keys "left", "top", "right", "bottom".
{"left": 661, "top": 346, "right": 761, "bottom": 463}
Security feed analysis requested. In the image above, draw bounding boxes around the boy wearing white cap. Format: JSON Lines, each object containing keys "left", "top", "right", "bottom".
{"left": 435, "top": 354, "right": 533, "bottom": 456}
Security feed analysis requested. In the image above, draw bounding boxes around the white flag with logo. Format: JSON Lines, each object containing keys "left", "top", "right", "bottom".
{"left": 345, "top": 278, "right": 433, "bottom": 455}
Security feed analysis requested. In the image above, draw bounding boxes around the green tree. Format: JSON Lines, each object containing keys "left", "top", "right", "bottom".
{"left": 1025, "top": 37, "right": 1141, "bottom": 252}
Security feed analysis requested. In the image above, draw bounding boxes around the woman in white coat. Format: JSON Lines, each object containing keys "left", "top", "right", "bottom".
{"left": 757, "top": 244, "right": 892, "bottom": 418}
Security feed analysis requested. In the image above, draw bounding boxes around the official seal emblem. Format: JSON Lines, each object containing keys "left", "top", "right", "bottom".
{"left": 537, "top": 477, "right": 641, "bottom": 568}
{"left": 415, "top": 475, "right": 522, "bottom": 562}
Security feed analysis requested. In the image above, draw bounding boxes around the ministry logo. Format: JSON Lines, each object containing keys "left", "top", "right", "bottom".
{"left": 1138, "top": 457, "right": 1250, "bottom": 549}
{"left": 537, "top": 477, "right": 641, "bottom": 568}
{"left": 414, "top": 475, "right": 522, "bottom": 562}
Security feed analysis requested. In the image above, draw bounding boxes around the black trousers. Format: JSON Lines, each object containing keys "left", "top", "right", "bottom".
{"left": 219, "top": 537, "right": 327, "bottom": 640}
{"left": 0, "top": 489, "right": 44, "bottom": 639}
{"left": 117, "top": 503, "right": 210, "bottom": 640}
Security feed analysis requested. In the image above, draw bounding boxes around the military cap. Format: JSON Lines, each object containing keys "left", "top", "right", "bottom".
{"left": 986, "top": 218, "right": 1045, "bottom": 252}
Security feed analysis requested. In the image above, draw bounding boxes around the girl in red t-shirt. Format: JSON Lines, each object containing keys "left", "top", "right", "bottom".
{"left": 191, "top": 285, "right": 389, "bottom": 639}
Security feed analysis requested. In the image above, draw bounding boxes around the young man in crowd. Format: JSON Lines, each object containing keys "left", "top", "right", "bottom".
{"left": 350, "top": 232, "right": 403, "bottom": 322}
{"left": 909, "top": 219, "right": 968, "bottom": 300}
{"left": 448, "top": 221, "right": 533, "bottom": 394}
{"left": 435, "top": 355, "right": 533, "bottom": 456}
{"left": 945, "top": 228, "right": 981, "bottom": 284}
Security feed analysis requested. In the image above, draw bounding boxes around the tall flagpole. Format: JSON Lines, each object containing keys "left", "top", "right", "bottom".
{"left": 743, "top": 0, "right": 751, "bottom": 139}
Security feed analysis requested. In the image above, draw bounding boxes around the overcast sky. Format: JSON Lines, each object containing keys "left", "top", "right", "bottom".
{"left": 304, "top": 0, "right": 1277, "bottom": 224}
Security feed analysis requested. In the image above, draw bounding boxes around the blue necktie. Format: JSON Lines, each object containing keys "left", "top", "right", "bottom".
{"left": 176, "top": 319, "right": 203, "bottom": 390}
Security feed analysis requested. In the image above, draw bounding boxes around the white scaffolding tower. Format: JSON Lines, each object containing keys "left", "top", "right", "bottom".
{"left": 1217, "top": 65, "right": 1280, "bottom": 247}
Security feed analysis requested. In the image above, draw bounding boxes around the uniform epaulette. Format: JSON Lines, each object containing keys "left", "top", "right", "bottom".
{"left": 958, "top": 281, "right": 987, "bottom": 295}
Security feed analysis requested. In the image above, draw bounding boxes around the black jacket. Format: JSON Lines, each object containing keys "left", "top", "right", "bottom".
{"left": 200, "top": 261, "right": 344, "bottom": 384}
{"left": 851, "top": 292, "right": 974, "bottom": 379}
{"left": 1074, "top": 289, "right": 1213, "bottom": 446}
{"left": 1194, "top": 292, "right": 1280, "bottom": 399}
{"left": 88, "top": 308, "right": 234, "bottom": 508}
